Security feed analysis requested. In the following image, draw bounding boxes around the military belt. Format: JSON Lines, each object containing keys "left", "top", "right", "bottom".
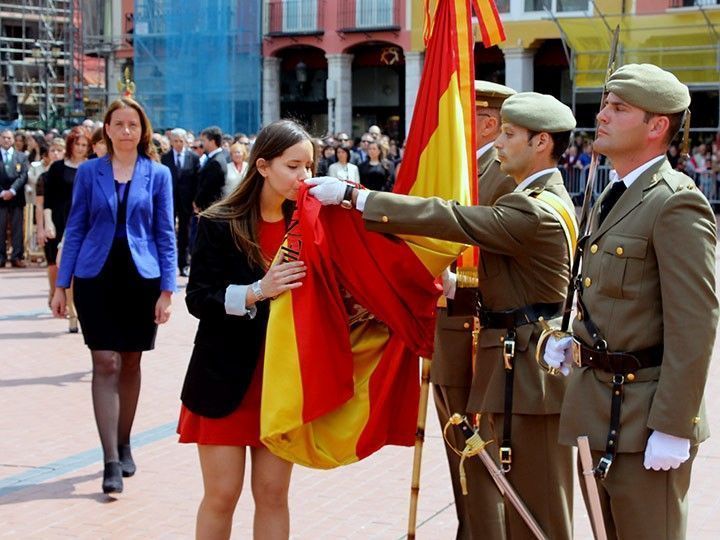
{"left": 474, "top": 302, "right": 562, "bottom": 473}
{"left": 576, "top": 340, "right": 663, "bottom": 479}
{"left": 477, "top": 302, "right": 562, "bottom": 330}
{"left": 577, "top": 342, "right": 663, "bottom": 374}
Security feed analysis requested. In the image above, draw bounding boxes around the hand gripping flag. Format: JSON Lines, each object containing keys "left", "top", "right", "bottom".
{"left": 260, "top": 0, "right": 505, "bottom": 468}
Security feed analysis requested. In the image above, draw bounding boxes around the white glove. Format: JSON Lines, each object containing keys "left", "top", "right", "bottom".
{"left": 441, "top": 267, "right": 456, "bottom": 299}
{"left": 643, "top": 431, "right": 690, "bottom": 471}
{"left": 305, "top": 177, "right": 346, "bottom": 206}
{"left": 543, "top": 335, "right": 574, "bottom": 376}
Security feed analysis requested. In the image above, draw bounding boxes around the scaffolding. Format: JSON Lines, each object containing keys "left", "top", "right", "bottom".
{"left": 551, "top": 7, "right": 720, "bottom": 131}
{"left": 0, "top": 0, "right": 80, "bottom": 128}
{"left": 133, "top": 0, "right": 262, "bottom": 133}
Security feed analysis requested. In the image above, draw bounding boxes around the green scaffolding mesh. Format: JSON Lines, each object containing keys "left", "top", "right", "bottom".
{"left": 133, "top": 0, "right": 261, "bottom": 134}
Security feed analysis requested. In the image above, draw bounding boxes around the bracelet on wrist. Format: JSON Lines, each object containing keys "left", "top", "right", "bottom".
{"left": 251, "top": 280, "right": 266, "bottom": 302}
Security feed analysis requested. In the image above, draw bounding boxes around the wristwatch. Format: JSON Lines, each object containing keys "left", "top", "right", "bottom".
{"left": 251, "top": 280, "right": 266, "bottom": 302}
{"left": 340, "top": 184, "right": 354, "bottom": 209}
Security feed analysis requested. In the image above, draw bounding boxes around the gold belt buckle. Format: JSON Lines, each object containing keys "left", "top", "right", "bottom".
{"left": 572, "top": 339, "right": 582, "bottom": 367}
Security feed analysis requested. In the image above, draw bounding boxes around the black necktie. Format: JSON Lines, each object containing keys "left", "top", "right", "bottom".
{"left": 598, "top": 181, "right": 627, "bottom": 226}
{"left": 175, "top": 152, "right": 181, "bottom": 169}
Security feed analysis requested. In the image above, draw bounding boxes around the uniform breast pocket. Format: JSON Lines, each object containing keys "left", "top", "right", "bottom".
{"left": 598, "top": 234, "right": 648, "bottom": 299}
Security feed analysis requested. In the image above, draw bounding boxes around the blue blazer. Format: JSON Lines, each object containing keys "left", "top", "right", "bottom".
{"left": 57, "top": 155, "right": 177, "bottom": 292}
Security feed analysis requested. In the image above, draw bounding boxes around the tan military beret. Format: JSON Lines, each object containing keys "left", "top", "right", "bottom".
{"left": 606, "top": 63, "right": 690, "bottom": 114}
{"left": 501, "top": 92, "right": 576, "bottom": 132}
{"left": 475, "top": 80, "right": 516, "bottom": 109}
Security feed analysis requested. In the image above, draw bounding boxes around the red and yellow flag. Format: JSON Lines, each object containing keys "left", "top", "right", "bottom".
{"left": 260, "top": 0, "right": 505, "bottom": 468}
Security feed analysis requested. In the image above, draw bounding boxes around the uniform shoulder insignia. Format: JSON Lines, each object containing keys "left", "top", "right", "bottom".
{"left": 656, "top": 169, "right": 690, "bottom": 192}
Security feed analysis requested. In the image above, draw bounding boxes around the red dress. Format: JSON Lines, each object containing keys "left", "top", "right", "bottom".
{"left": 177, "top": 218, "right": 287, "bottom": 446}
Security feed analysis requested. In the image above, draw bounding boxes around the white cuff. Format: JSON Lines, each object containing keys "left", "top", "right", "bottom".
{"left": 224, "top": 284, "right": 257, "bottom": 318}
{"left": 356, "top": 189, "right": 370, "bottom": 212}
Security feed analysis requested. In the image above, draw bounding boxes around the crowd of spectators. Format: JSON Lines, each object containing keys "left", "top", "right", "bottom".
{"left": 559, "top": 130, "right": 720, "bottom": 202}
{"left": 2, "top": 120, "right": 404, "bottom": 280}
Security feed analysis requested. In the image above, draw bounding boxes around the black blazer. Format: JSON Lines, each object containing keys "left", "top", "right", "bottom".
{"left": 181, "top": 217, "right": 268, "bottom": 418}
{"left": 194, "top": 151, "right": 227, "bottom": 211}
{"left": 161, "top": 149, "right": 200, "bottom": 215}
{"left": 0, "top": 149, "right": 29, "bottom": 207}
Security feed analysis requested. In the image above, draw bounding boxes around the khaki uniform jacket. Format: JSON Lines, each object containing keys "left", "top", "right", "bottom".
{"left": 365, "top": 170, "right": 573, "bottom": 414}
{"left": 431, "top": 147, "right": 517, "bottom": 387}
{"left": 560, "top": 158, "right": 718, "bottom": 452}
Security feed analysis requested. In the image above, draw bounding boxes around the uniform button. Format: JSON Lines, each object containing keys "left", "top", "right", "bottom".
{"left": 500, "top": 336, "right": 504, "bottom": 343}
{"left": 463, "top": 322, "right": 470, "bottom": 329}
{"left": 590, "top": 244, "right": 598, "bottom": 254}
{"left": 577, "top": 311, "right": 583, "bottom": 321}
{"left": 626, "top": 373, "right": 636, "bottom": 382}
{"left": 381, "top": 215, "right": 389, "bottom": 223}
{"left": 584, "top": 277, "right": 592, "bottom": 288}
{"left": 693, "top": 416, "right": 701, "bottom": 425}
{"left": 616, "top": 247, "right": 624, "bottom": 256}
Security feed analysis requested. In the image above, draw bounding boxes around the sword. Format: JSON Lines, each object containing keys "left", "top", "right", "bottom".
{"left": 560, "top": 25, "right": 620, "bottom": 333}
{"left": 446, "top": 414, "right": 548, "bottom": 540}
{"left": 577, "top": 436, "right": 609, "bottom": 540}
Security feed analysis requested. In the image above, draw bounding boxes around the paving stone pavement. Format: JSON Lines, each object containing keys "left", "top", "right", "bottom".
{"left": 1, "top": 265, "right": 719, "bottom": 539}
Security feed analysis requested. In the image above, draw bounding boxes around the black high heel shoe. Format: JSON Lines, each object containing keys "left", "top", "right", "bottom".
{"left": 102, "top": 462, "right": 123, "bottom": 494}
{"left": 118, "top": 444, "right": 136, "bottom": 477}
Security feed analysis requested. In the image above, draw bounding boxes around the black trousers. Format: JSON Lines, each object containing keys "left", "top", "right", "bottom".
{"left": 0, "top": 205, "right": 24, "bottom": 262}
{"left": 176, "top": 207, "right": 193, "bottom": 269}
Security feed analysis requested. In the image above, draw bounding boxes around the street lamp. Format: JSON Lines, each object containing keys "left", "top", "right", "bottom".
{"left": 31, "top": 41, "right": 62, "bottom": 131}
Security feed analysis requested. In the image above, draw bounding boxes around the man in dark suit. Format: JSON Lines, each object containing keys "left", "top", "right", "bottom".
{"left": 194, "top": 126, "right": 227, "bottom": 212}
{"left": 0, "top": 129, "right": 29, "bottom": 267}
{"left": 162, "top": 128, "right": 200, "bottom": 277}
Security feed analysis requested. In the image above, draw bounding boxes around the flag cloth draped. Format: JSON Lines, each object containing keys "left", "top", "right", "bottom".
{"left": 260, "top": 0, "right": 505, "bottom": 468}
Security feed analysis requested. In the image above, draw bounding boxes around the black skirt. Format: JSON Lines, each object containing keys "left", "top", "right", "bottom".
{"left": 73, "top": 237, "right": 161, "bottom": 352}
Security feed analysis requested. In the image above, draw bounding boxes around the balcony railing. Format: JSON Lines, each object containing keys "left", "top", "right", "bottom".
{"left": 523, "top": 0, "right": 589, "bottom": 11}
{"left": 266, "top": 0, "right": 324, "bottom": 36}
{"left": 669, "top": 0, "right": 718, "bottom": 6}
{"left": 338, "top": 0, "right": 401, "bottom": 33}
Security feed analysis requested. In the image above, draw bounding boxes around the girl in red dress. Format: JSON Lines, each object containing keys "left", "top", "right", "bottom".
{"left": 178, "top": 120, "right": 314, "bottom": 539}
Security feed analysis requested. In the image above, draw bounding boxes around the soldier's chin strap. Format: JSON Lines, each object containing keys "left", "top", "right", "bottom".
{"left": 443, "top": 414, "right": 492, "bottom": 495}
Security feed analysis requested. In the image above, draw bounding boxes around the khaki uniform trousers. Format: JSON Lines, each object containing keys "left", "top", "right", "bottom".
{"left": 579, "top": 447, "right": 697, "bottom": 540}
{"left": 434, "top": 384, "right": 505, "bottom": 540}
{"left": 488, "top": 413, "right": 573, "bottom": 540}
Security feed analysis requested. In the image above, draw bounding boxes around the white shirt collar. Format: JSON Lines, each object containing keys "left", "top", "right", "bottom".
{"left": 609, "top": 154, "right": 665, "bottom": 188}
{"left": 207, "top": 147, "right": 223, "bottom": 159}
{"left": 514, "top": 167, "right": 558, "bottom": 192}
{"left": 476, "top": 141, "right": 495, "bottom": 160}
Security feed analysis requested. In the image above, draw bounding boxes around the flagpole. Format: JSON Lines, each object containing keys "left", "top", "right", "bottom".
{"left": 407, "top": 355, "right": 432, "bottom": 539}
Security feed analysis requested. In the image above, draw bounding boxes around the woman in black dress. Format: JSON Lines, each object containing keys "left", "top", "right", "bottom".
{"left": 358, "top": 141, "right": 395, "bottom": 192}
{"left": 42, "top": 127, "right": 89, "bottom": 332}
{"left": 51, "top": 99, "right": 176, "bottom": 494}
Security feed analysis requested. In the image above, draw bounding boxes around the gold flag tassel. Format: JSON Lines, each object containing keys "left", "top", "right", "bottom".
{"left": 442, "top": 414, "right": 492, "bottom": 495}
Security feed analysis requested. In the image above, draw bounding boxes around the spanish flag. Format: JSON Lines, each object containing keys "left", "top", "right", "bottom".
{"left": 260, "top": 0, "right": 505, "bottom": 468}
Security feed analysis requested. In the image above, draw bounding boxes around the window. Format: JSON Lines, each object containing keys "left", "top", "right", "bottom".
{"left": 283, "top": 0, "right": 318, "bottom": 33}
{"left": 356, "top": 0, "right": 394, "bottom": 28}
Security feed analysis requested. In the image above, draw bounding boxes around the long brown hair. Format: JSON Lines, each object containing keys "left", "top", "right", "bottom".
{"left": 102, "top": 97, "right": 158, "bottom": 161}
{"left": 202, "top": 119, "right": 316, "bottom": 270}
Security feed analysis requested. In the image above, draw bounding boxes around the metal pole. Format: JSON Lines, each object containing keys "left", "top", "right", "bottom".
{"left": 44, "top": 58, "right": 50, "bottom": 131}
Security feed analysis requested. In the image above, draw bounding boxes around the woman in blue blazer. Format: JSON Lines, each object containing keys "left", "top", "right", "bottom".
{"left": 51, "top": 98, "right": 177, "bottom": 494}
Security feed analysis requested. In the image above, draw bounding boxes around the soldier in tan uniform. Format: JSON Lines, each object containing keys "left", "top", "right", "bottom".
{"left": 434, "top": 81, "right": 516, "bottom": 540}
{"left": 543, "top": 64, "right": 718, "bottom": 539}
{"left": 307, "top": 92, "right": 578, "bottom": 539}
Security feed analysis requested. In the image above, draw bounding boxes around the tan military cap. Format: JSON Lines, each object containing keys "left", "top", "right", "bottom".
{"left": 501, "top": 92, "right": 576, "bottom": 132}
{"left": 606, "top": 63, "right": 690, "bottom": 114}
{"left": 475, "top": 80, "right": 516, "bottom": 109}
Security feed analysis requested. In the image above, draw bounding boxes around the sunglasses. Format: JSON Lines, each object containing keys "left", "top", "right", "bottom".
{"left": 338, "top": 137, "right": 349, "bottom": 141}
{"left": 192, "top": 144, "right": 203, "bottom": 149}
{"left": 361, "top": 139, "right": 371, "bottom": 143}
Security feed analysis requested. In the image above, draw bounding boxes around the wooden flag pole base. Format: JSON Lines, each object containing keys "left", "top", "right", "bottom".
{"left": 407, "top": 356, "right": 432, "bottom": 539}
